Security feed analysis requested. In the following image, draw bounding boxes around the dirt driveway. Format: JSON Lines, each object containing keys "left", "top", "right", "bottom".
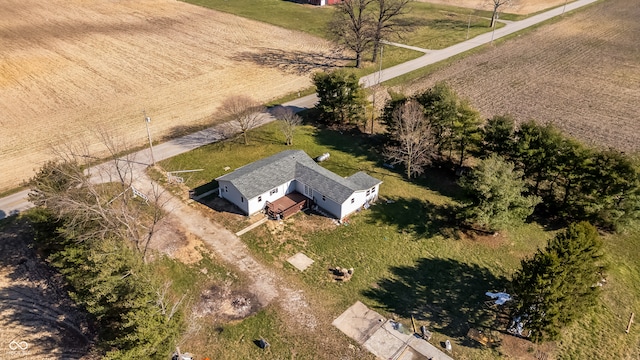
{"left": 137, "top": 175, "right": 319, "bottom": 330}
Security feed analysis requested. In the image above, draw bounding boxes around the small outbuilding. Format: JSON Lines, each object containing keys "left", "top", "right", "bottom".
{"left": 216, "top": 150, "right": 381, "bottom": 221}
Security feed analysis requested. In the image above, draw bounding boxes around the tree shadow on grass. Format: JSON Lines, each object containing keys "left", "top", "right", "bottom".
{"left": 363, "top": 257, "right": 509, "bottom": 341}
{"left": 163, "top": 125, "right": 226, "bottom": 150}
{"left": 415, "top": 165, "right": 466, "bottom": 201}
{"left": 232, "top": 47, "right": 349, "bottom": 76}
{"left": 313, "top": 127, "right": 385, "bottom": 168}
{"left": 368, "top": 197, "right": 461, "bottom": 239}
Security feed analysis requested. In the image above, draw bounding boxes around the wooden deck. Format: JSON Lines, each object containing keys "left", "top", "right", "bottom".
{"left": 265, "top": 192, "right": 308, "bottom": 219}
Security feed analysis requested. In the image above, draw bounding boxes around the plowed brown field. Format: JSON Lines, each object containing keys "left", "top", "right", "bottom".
{"left": 402, "top": 0, "right": 640, "bottom": 152}
{"left": 0, "top": 0, "right": 342, "bottom": 192}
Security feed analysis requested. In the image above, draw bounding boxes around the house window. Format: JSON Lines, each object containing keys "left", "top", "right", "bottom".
{"left": 241, "top": 197, "right": 244, "bottom": 203}
{"left": 304, "top": 184, "right": 313, "bottom": 197}
{"left": 258, "top": 196, "right": 262, "bottom": 202}
{"left": 351, "top": 198, "right": 355, "bottom": 204}
{"left": 366, "top": 190, "right": 370, "bottom": 196}
{"left": 224, "top": 185, "right": 228, "bottom": 192}
{"left": 270, "top": 188, "right": 278, "bottom": 195}
{"left": 322, "top": 195, "right": 326, "bottom": 201}
{"left": 371, "top": 187, "right": 376, "bottom": 193}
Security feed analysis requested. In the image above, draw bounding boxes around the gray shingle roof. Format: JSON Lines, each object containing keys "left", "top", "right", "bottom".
{"left": 346, "top": 171, "right": 383, "bottom": 189}
{"left": 215, "top": 150, "right": 382, "bottom": 203}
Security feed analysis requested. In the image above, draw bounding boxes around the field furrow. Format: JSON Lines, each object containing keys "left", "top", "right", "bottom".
{"left": 403, "top": 0, "right": 640, "bottom": 152}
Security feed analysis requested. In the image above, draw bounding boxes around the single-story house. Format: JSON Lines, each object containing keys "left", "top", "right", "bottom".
{"left": 216, "top": 150, "right": 382, "bottom": 221}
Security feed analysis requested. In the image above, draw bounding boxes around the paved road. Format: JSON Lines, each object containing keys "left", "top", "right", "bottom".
{"left": 0, "top": 0, "right": 597, "bottom": 219}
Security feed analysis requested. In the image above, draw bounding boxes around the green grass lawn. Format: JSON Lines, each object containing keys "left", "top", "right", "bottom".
{"left": 180, "top": 0, "right": 510, "bottom": 74}
{"left": 158, "top": 122, "right": 640, "bottom": 359}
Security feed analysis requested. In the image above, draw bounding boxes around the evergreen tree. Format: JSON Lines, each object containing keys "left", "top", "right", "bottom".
{"left": 415, "top": 82, "right": 459, "bottom": 157}
{"left": 584, "top": 150, "right": 640, "bottom": 230}
{"left": 459, "top": 155, "right": 540, "bottom": 231}
{"left": 482, "top": 114, "right": 516, "bottom": 158}
{"left": 513, "top": 121, "right": 565, "bottom": 195}
{"left": 511, "top": 222, "right": 604, "bottom": 342}
{"left": 381, "top": 91, "right": 408, "bottom": 135}
{"left": 313, "top": 70, "right": 367, "bottom": 126}
{"left": 450, "top": 100, "right": 483, "bottom": 167}
{"left": 415, "top": 82, "right": 482, "bottom": 165}
{"left": 552, "top": 138, "right": 591, "bottom": 217}
{"left": 26, "top": 158, "right": 184, "bottom": 358}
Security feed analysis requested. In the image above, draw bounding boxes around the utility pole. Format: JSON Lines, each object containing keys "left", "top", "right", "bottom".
{"left": 371, "top": 44, "right": 384, "bottom": 134}
{"left": 491, "top": 13, "right": 498, "bottom": 44}
{"left": 562, "top": 0, "right": 568, "bottom": 14}
{"left": 143, "top": 110, "right": 156, "bottom": 166}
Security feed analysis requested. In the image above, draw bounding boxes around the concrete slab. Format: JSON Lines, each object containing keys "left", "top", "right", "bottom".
{"left": 334, "top": 302, "right": 454, "bottom": 360}
{"left": 408, "top": 336, "right": 455, "bottom": 360}
{"left": 332, "top": 301, "right": 386, "bottom": 344}
{"left": 363, "top": 325, "right": 408, "bottom": 359}
{"left": 287, "top": 252, "right": 314, "bottom": 271}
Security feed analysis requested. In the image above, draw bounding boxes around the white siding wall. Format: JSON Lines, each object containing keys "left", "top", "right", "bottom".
{"left": 365, "top": 184, "right": 380, "bottom": 203}
{"left": 246, "top": 180, "right": 294, "bottom": 216}
{"left": 218, "top": 180, "right": 249, "bottom": 215}
{"left": 284, "top": 180, "right": 297, "bottom": 195}
{"left": 340, "top": 191, "right": 367, "bottom": 219}
{"left": 247, "top": 197, "right": 262, "bottom": 216}
{"left": 219, "top": 178, "right": 379, "bottom": 219}
{"left": 314, "top": 191, "right": 342, "bottom": 219}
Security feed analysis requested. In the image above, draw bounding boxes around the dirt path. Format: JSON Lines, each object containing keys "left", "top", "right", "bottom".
{"left": 134, "top": 174, "right": 318, "bottom": 329}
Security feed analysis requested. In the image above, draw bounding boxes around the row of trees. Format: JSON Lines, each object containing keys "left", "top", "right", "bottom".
{"left": 331, "top": 0, "right": 513, "bottom": 68}
{"left": 312, "top": 70, "right": 640, "bottom": 231}
{"left": 25, "top": 141, "right": 184, "bottom": 358}
{"left": 312, "top": 71, "right": 622, "bottom": 342}
{"left": 376, "top": 82, "right": 640, "bottom": 231}
{"left": 330, "top": 0, "right": 411, "bottom": 68}
{"left": 481, "top": 116, "right": 640, "bottom": 230}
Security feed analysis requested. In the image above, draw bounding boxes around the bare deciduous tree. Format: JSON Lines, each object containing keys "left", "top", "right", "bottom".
{"left": 490, "top": 0, "right": 511, "bottom": 28}
{"left": 273, "top": 107, "right": 302, "bottom": 146}
{"left": 27, "top": 129, "right": 169, "bottom": 261}
{"left": 330, "top": 0, "right": 376, "bottom": 68}
{"left": 219, "top": 95, "right": 266, "bottom": 145}
{"left": 384, "top": 100, "right": 436, "bottom": 179}
{"left": 372, "top": 0, "right": 411, "bottom": 62}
